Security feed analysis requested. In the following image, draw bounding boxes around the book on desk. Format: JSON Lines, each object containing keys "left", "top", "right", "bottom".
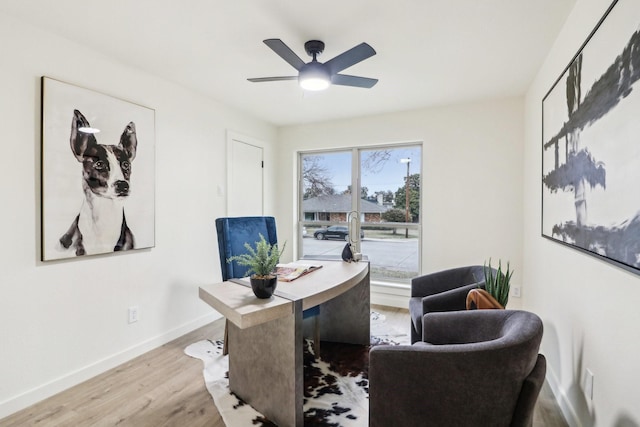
{"left": 275, "top": 262, "right": 323, "bottom": 282}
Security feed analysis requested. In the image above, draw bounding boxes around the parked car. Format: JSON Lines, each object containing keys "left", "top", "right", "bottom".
{"left": 313, "top": 225, "right": 364, "bottom": 241}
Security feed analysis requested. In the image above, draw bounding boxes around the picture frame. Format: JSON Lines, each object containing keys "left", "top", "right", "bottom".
{"left": 41, "top": 77, "right": 156, "bottom": 261}
{"left": 542, "top": 0, "right": 640, "bottom": 274}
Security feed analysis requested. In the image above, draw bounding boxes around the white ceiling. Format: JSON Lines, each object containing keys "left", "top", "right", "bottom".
{"left": 0, "top": 0, "right": 576, "bottom": 126}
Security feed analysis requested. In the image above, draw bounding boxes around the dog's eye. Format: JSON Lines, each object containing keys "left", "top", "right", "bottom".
{"left": 94, "top": 160, "right": 107, "bottom": 171}
{"left": 121, "top": 161, "right": 130, "bottom": 171}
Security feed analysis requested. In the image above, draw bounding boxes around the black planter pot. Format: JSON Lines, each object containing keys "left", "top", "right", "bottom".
{"left": 250, "top": 275, "right": 278, "bottom": 299}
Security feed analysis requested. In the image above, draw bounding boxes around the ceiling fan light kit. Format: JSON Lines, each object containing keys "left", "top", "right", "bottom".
{"left": 248, "top": 38, "right": 378, "bottom": 91}
{"left": 299, "top": 61, "right": 331, "bottom": 91}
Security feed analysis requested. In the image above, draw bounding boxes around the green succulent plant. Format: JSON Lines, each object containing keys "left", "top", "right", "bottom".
{"left": 227, "top": 234, "right": 285, "bottom": 278}
{"left": 484, "top": 259, "right": 513, "bottom": 308}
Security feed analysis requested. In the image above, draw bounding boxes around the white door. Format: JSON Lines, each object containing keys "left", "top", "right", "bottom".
{"left": 227, "top": 134, "right": 263, "bottom": 216}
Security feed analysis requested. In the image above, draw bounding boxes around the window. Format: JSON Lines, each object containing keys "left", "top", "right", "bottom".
{"left": 298, "top": 144, "right": 422, "bottom": 285}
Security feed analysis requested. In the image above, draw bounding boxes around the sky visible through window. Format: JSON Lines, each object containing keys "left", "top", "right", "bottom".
{"left": 308, "top": 146, "right": 421, "bottom": 195}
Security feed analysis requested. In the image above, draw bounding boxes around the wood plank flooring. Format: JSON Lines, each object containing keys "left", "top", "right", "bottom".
{"left": 0, "top": 305, "right": 567, "bottom": 427}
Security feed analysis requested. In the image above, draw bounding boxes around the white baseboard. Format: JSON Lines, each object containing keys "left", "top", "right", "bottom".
{"left": 371, "top": 283, "right": 410, "bottom": 309}
{"left": 545, "top": 362, "right": 581, "bottom": 427}
{"left": 0, "top": 312, "right": 221, "bottom": 420}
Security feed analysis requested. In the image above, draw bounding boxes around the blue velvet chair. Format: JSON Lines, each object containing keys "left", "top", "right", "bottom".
{"left": 215, "top": 216, "right": 320, "bottom": 355}
{"left": 216, "top": 216, "right": 279, "bottom": 281}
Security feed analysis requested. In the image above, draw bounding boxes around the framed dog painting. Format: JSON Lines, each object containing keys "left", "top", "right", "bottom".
{"left": 41, "top": 77, "right": 155, "bottom": 261}
{"left": 542, "top": 0, "right": 640, "bottom": 274}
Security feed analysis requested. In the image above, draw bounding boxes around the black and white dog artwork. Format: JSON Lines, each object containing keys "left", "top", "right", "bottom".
{"left": 59, "top": 109, "right": 137, "bottom": 256}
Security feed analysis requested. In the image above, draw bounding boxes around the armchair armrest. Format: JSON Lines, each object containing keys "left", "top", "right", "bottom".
{"left": 421, "top": 282, "right": 482, "bottom": 315}
{"left": 511, "top": 354, "right": 547, "bottom": 427}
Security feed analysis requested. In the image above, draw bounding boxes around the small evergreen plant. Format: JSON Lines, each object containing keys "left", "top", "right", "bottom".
{"left": 484, "top": 259, "right": 513, "bottom": 308}
{"left": 227, "top": 234, "right": 285, "bottom": 278}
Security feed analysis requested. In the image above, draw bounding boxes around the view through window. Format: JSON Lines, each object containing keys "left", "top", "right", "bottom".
{"left": 299, "top": 145, "right": 421, "bottom": 284}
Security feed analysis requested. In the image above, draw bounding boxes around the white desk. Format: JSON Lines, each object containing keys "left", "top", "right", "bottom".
{"left": 199, "top": 260, "right": 370, "bottom": 427}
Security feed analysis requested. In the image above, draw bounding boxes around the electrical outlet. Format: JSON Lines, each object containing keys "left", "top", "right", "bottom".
{"left": 128, "top": 306, "right": 139, "bottom": 324}
{"left": 584, "top": 369, "right": 594, "bottom": 401}
{"left": 512, "top": 286, "right": 521, "bottom": 298}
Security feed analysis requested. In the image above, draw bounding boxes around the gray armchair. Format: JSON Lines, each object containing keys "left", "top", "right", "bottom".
{"left": 369, "top": 310, "right": 546, "bottom": 427}
{"left": 409, "top": 265, "right": 493, "bottom": 343}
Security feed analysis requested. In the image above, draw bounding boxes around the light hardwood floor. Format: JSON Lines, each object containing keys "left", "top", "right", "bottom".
{"left": 0, "top": 305, "right": 567, "bottom": 427}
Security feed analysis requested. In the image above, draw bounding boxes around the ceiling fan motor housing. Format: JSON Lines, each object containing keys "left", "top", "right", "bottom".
{"left": 304, "top": 40, "right": 325, "bottom": 58}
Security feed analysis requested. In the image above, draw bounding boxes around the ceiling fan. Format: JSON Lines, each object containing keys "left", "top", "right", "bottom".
{"left": 248, "top": 39, "right": 378, "bottom": 91}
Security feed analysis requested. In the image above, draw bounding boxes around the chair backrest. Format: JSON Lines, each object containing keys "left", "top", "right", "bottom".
{"left": 410, "top": 265, "right": 487, "bottom": 297}
{"left": 215, "top": 216, "right": 278, "bottom": 281}
{"left": 422, "top": 310, "right": 543, "bottom": 424}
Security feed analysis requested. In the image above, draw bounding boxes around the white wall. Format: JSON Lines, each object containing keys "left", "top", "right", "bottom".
{"left": 276, "top": 98, "right": 525, "bottom": 308}
{"left": 0, "top": 13, "right": 276, "bottom": 417}
{"left": 524, "top": 0, "right": 640, "bottom": 425}
{"left": 9, "top": 2, "right": 634, "bottom": 424}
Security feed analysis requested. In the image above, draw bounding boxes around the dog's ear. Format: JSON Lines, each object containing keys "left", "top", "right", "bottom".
{"left": 70, "top": 109, "right": 97, "bottom": 162}
{"left": 119, "top": 122, "right": 137, "bottom": 161}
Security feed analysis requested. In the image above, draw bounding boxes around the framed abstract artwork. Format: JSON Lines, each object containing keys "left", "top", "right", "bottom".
{"left": 41, "top": 77, "right": 155, "bottom": 261}
{"left": 542, "top": 0, "right": 640, "bottom": 273}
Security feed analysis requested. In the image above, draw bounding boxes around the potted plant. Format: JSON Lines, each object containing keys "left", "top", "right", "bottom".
{"left": 467, "top": 259, "right": 513, "bottom": 309}
{"left": 227, "top": 234, "right": 285, "bottom": 299}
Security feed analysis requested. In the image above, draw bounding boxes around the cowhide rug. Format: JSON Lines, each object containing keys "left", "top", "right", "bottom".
{"left": 185, "top": 312, "right": 408, "bottom": 427}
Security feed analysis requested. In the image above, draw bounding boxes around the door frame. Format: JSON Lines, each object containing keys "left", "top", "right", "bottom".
{"left": 226, "top": 130, "right": 265, "bottom": 216}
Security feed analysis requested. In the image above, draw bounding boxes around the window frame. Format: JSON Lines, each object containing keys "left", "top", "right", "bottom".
{"left": 297, "top": 143, "right": 422, "bottom": 288}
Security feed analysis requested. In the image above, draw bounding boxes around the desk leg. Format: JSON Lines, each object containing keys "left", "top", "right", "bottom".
{"left": 319, "top": 269, "right": 370, "bottom": 345}
{"left": 228, "top": 301, "right": 303, "bottom": 427}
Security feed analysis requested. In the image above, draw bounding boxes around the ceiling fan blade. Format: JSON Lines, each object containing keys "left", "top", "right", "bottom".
{"left": 325, "top": 43, "right": 376, "bottom": 75}
{"left": 331, "top": 74, "right": 378, "bottom": 88}
{"left": 263, "top": 39, "right": 306, "bottom": 71}
{"left": 247, "top": 76, "right": 298, "bottom": 83}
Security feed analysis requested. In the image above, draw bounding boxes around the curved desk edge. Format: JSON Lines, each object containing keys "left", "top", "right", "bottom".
{"left": 199, "top": 282, "right": 292, "bottom": 329}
